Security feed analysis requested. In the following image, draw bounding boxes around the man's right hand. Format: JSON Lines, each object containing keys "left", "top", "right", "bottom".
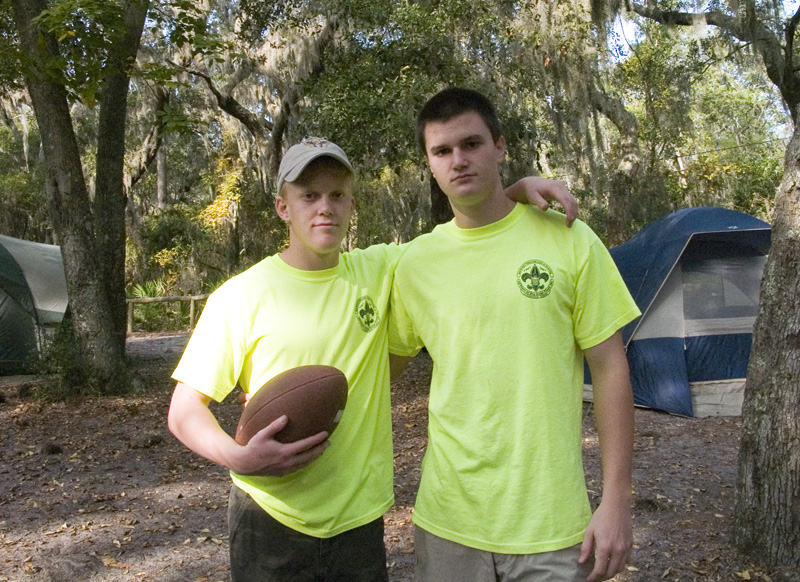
{"left": 232, "top": 415, "right": 329, "bottom": 477}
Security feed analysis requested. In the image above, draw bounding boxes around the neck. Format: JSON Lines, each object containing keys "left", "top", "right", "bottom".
{"left": 450, "top": 187, "right": 516, "bottom": 229}
{"left": 280, "top": 246, "right": 339, "bottom": 271}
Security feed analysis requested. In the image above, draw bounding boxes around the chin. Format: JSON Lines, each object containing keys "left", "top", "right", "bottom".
{"left": 311, "top": 239, "right": 342, "bottom": 254}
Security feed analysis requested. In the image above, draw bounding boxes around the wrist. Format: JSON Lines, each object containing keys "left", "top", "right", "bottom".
{"left": 600, "top": 483, "right": 633, "bottom": 507}
{"left": 220, "top": 440, "right": 250, "bottom": 474}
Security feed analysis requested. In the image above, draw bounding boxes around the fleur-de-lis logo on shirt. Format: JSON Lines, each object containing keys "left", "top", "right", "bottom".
{"left": 517, "top": 260, "right": 555, "bottom": 299}
{"left": 355, "top": 295, "right": 381, "bottom": 332}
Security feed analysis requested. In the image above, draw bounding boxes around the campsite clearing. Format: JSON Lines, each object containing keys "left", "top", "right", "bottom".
{"left": 0, "top": 332, "right": 796, "bottom": 581}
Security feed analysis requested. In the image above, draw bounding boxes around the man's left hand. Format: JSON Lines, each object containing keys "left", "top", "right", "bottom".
{"left": 579, "top": 497, "right": 633, "bottom": 581}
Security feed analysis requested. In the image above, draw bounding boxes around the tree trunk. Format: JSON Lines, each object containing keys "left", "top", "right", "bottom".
{"left": 11, "top": 0, "right": 128, "bottom": 388}
{"left": 733, "top": 122, "right": 800, "bottom": 573}
{"left": 94, "top": 0, "right": 149, "bottom": 356}
{"left": 156, "top": 138, "right": 168, "bottom": 209}
{"left": 589, "top": 85, "right": 640, "bottom": 246}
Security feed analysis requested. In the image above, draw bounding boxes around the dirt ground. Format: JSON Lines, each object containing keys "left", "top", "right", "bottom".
{"left": 0, "top": 332, "right": 794, "bottom": 582}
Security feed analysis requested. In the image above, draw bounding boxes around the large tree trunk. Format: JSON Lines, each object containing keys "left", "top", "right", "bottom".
{"left": 94, "top": 0, "right": 149, "bottom": 355}
{"left": 11, "top": 0, "right": 128, "bottom": 388}
{"left": 733, "top": 122, "right": 800, "bottom": 573}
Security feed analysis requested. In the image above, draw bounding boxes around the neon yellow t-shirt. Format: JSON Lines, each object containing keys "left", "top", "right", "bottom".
{"left": 389, "top": 203, "right": 640, "bottom": 553}
{"left": 173, "top": 244, "right": 402, "bottom": 538}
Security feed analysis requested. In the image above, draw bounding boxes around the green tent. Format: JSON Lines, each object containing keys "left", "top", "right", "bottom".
{"left": 0, "top": 235, "right": 68, "bottom": 374}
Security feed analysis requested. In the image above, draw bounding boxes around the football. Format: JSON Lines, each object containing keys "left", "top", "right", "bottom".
{"left": 234, "top": 365, "right": 348, "bottom": 445}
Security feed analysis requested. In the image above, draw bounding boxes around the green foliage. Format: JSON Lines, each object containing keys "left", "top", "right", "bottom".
{"left": 3, "top": 0, "right": 789, "bottom": 302}
{"left": 298, "top": 2, "right": 459, "bottom": 171}
{"left": 0, "top": 104, "right": 50, "bottom": 239}
{"left": 129, "top": 204, "right": 203, "bottom": 289}
{"left": 608, "top": 16, "right": 784, "bottom": 231}
{"left": 354, "top": 163, "right": 431, "bottom": 246}
{"left": 32, "top": 0, "right": 128, "bottom": 106}
{"left": 150, "top": 0, "right": 228, "bottom": 57}
{"left": 198, "top": 157, "right": 242, "bottom": 234}
{"left": 0, "top": 1, "right": 23, "bottom": 91}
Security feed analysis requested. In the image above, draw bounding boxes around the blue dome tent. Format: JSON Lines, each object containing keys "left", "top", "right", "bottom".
{"left": 586, "top": 207, "right": 771, "bottom": 417}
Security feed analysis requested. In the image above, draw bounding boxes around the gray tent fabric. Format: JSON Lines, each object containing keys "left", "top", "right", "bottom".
{"left": 0, "top": 235, "right": 68, "bottom": 374}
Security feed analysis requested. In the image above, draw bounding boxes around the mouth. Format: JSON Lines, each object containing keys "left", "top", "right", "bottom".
{"left": 452, "top": 173, "right": 475, "bottom": 184}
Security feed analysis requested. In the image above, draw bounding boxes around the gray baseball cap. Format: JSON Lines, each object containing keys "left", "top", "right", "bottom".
{"left": 277, "top": 137, "right": 353, "bottom": 194}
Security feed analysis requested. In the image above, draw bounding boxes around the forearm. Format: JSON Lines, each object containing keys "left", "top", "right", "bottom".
{"left": 167, "top": 383, "right": 243, "bottom": 471}
{"left": 168, "top": 382, "right": 329, "bottom": 477}
{"left": 593, "top": 374, "right": 634, "bottom": 503}
{"left": 585, "top": 334, "right": 634, "bottom": 503}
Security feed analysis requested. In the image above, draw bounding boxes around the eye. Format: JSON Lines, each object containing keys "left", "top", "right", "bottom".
{"left": 463, "top": 140, "right": 481, "bottom": 150}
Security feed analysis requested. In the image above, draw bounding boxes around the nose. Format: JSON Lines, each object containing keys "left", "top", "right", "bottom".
{"left": 452, "top": 147, "right": 468, "bottom": 169}
{"left": 318, "top": 196, "right": 334, "bottom": 216}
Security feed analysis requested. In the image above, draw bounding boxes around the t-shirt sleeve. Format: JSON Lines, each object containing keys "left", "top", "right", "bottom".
{"left": 572, "top": 237, "right": 641, "bottom": 350}
{"left": 355, "top": 241, "right": 408, "bottom": 274}
{"left": 388, "top": 255, "right": 424, "bottom": 357}
{"left": 171, "top": 285, "right": 246, "bottom": 402}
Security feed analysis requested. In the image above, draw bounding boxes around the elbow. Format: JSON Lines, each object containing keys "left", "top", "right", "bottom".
{"left": 167, "top": 404, "right": 181, "bottom": 438}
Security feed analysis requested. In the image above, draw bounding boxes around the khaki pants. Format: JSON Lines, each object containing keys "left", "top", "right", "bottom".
{"left": 414, "top": 526, "right": 594, "bottom": 582}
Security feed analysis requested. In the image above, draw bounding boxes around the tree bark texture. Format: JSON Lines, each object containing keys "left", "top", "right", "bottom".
{"left": 589, "top": 85, "right": 640, "bottom": 246}
{"left": 11, "top": 0, "right": 127, "bottom": 386}
{"left": 156, "top": 137, "right": 167, "bottom": 209}
{"left": 94, "top": 0, "right": 149, "bottom": 355}
{"left": 733, "top": 123, "right": 800, "bottom": 570}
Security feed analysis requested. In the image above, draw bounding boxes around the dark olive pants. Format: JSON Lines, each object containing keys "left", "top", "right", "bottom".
{"left": 228, "top": 485, "right": 389, "bottom": 582}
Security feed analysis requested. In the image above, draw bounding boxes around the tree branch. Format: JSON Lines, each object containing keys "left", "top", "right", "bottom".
{"left": 628, "top": 3, "right": 740, "bottom": 30}
{"left": 785, "top": 5, "right": 800, "bottom": 82}
{"left": 126, "top": 87, "right": 168, "bottom": 192}
{"left": 222, "top": 59, "right": 255, "bottom": 95}
{"left": 629, "top": 2, "right": 797, "bottom": 117}
{"left": 186, "top": 64, "right": 272, "bottom": 140}
{"left": 266, "top": 15, "right": 339, "bottom": 178}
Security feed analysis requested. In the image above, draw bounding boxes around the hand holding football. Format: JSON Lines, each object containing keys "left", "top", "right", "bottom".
{"left": 235, "top": 365, "right": 348, "bottom": 445}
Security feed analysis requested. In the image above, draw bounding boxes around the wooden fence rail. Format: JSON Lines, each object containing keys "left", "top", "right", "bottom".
{"left": 126, "top": 294, "right": 210, "bottom": 333}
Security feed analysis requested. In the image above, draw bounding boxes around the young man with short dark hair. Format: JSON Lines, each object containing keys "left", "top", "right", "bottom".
{"left": 389, "top": 88, "right": 640, "bottom": 582}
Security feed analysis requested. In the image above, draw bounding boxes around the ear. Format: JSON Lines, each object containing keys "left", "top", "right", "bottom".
{"left": 275, "top": 196, "right": 290, "bottom": 222}
{"left": 494, "top": 135, "right": 507, "bottom": 162}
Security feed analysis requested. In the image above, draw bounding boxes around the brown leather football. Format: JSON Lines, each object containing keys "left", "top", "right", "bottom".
{"left": 234, "top": 365, "right": 348, "bottom": 445}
